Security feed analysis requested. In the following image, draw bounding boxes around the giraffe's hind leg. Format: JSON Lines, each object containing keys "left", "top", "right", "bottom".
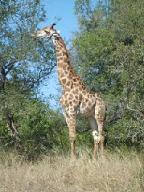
{"left": 94, "top": 97, "right": 106, "bottom": 157}
{"left": 88, "top": 116, "right": 99, "bottom": 158}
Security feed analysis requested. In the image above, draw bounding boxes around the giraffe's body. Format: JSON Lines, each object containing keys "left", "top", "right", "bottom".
{"left": 34, "top": 24, "right": 106, "bottom": 158}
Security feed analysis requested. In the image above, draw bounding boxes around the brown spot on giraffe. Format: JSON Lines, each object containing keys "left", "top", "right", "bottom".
{"left": 61, "top": 78, "right": 66, "bottom": 84}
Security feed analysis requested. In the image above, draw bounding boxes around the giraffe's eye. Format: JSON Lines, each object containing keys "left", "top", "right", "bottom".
{"left": 45, "top": 30, "right": 50, "bottom": 35}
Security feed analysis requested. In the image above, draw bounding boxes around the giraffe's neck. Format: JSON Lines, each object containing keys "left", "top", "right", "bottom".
{"left": 52, "top": 36, "right": 77, "bottom": 91}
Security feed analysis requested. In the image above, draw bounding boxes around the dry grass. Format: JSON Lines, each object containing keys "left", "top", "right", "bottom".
{"left": 0, "top": 151, "right": 143, "bottom": 192}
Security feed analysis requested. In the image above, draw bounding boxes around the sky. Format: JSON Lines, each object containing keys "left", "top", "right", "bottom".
{"left": 39, "top": 0, "right": 78, "bottom": 108}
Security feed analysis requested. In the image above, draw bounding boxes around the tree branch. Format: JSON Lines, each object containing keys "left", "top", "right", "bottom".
{"left": 126, "top": 104, "right": 144, "bottom": 118}
{"left": 5, "top": 60, "right": 17, "bottom": 75}
{"left": 6, "top": 112, "right": 19, "bottom": 138}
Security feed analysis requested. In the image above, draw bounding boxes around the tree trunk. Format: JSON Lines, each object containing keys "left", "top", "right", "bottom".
{"left": 6, "top": 112, "right": 18, "bottom": 138}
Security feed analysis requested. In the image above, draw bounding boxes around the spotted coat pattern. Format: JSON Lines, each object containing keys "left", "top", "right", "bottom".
{"left": 35, "top": 25, "right": 106, "bottom": 158}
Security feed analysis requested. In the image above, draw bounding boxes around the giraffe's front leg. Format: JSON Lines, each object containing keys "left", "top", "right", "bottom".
{"left": 65, "top": 109, "right": 76, "bottom": 159}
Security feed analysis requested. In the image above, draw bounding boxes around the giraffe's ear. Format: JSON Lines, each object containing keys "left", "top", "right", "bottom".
{"left": 51, "top": 23, "right": 56, "bottom": 29}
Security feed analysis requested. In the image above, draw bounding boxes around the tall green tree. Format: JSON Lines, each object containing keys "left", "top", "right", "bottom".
{"left": 0, "top": 0, "right": 55, "bottom": 137}
{"left": 73, "top": 0, "right": 144, "bottom": 149}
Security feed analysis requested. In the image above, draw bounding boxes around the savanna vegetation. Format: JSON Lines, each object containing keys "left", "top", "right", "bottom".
{"left": 0, "top": 151, "right": 143, "bottom": 192}
{"left": 0, "top": 0, "right": 144, "bottom": 191}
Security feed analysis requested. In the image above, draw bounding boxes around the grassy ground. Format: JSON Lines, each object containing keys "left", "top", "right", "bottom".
{"left": 0, "top": 151, "right": 143, "bottom": 192}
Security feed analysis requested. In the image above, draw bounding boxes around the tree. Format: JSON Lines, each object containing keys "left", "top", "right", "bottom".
{"left": 73, "top": 0, "right": 144, "bottom": 149}
{"left": 0, "top": 0, "right": 56, "bottom": 137}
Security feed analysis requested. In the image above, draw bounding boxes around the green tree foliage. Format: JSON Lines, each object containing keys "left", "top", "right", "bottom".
{"left": 73, "top": 0, "right": 144, "bottom": 149}
{"left": 0, "top": 0, "right": 56, "bottom": 138}
{"left": 0, "top": 98, "right": 69, "bottom": 160}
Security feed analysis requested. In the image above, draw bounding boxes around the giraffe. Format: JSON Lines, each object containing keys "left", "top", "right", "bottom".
{"left": 34, "top": 23, "right": 106, "bottom": 158}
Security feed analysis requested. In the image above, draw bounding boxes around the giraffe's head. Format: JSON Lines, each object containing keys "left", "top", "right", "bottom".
{"left": 33, "top": 23, "right": 60, "bottom": 39}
